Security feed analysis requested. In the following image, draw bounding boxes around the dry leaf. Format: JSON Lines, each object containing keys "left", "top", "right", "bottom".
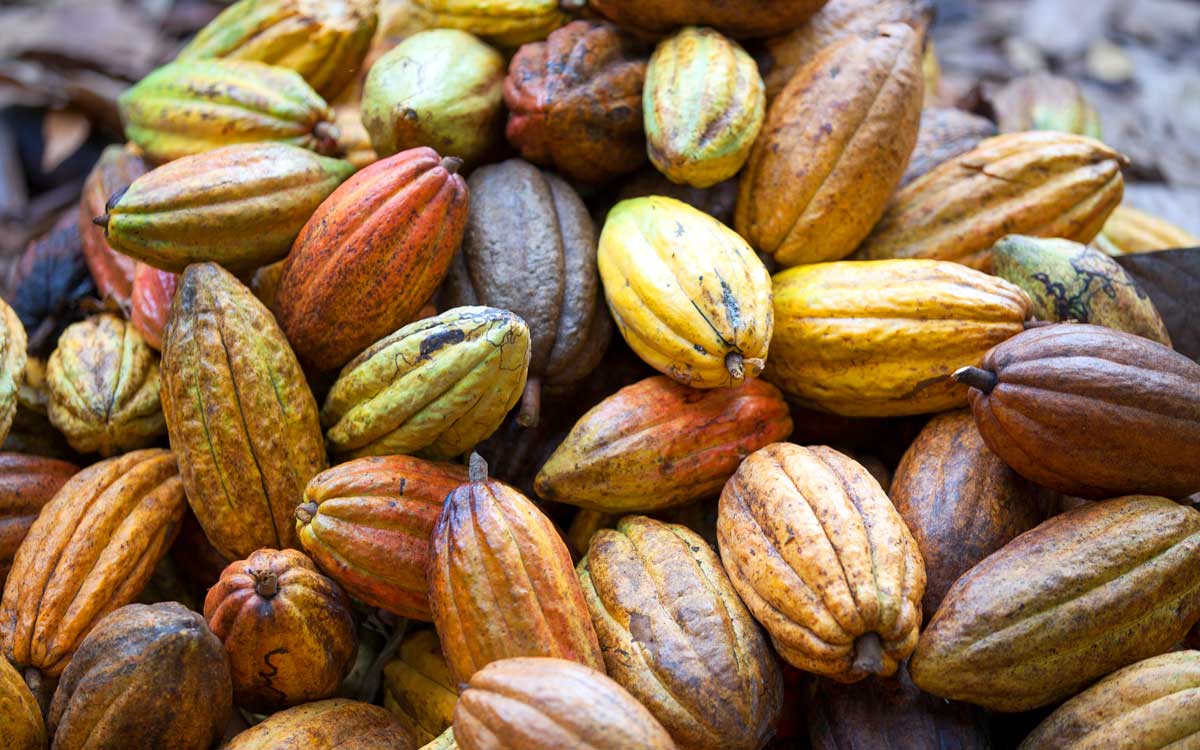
{"left": 1115, "top": 247, "right": 1200, "bottom": 361}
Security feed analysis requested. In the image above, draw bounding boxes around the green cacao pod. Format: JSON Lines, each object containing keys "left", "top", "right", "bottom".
{"left": 0, "top": 298, "right": 27, "bottom": 447}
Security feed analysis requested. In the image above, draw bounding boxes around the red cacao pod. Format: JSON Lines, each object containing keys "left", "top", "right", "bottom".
{"left": 78, "top": 144, "right": 148, "bottom": 309}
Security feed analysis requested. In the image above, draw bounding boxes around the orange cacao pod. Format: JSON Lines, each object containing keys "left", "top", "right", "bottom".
{"left": 224, "top": 698, "right": 415, "bottom": 750}
{"left": 0, "top": 452, "right": 77, "bottom": 585}
{"left": 129, "top": 263, "right": 179, "bottom": 351}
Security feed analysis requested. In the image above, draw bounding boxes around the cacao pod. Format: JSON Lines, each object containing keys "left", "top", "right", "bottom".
{"left": 587, "top": 0, "right": 826, "bottom": 38}
{"left": 617, "top": 168, "right": 739, "bottom": 227}
{"left": 129, "top": 263, "right": 178, "bottom": 350}
{"left": 98, "top": 142, "right": 353, "bottom": 273}
{"left": 768, "top": 259, "right": 1032, "bottom": 416}
{"left": 0, "top": 655, "right": 44, "bottom": 750}
{"left": 644, "top": 27, "right": 764, "bottom": 188}
{"left": 1094, "top": 203, "right": 1200, "bottom": 255}
{"left": 954, "top": 323, "right": 1200, "bottom": 499}
{"left": 855, "top": 132, "right": 1127, "bottom": 270}
{"left": 988, "top": 73, "right": 1102, "bottom": 138}
{"left": 296, "top": 455, "right": 468, "bottom": 619}
{"left": 275, "top": 147, "right": 468, "bottom": 373}
{"left": 736, "top": 25, "right": 923, "bottom": 267}
{"left": 901, "top": 106, "right": 997, "bottom": 188}
{"left": 429, "top": 455, "right": 604, "bottom": 685}
{"left": 78, "top": 145, "right": 147, "bottom": 310}
{"left": 599, "top": 196, "right": 773, "bottom": 388}
{"left": 453, "top": 657, "right": 677, "bottom": 750}
{"left": 413, "top": 0, "right": 569, "bottom": 46}
{"left": 46, "top": 602, "right": 232, "bottom": 750}
{"left": 441, "top": 159, "right": 610, "bottom": 426}
{"left": 177, "top": 0, "right": 378, "bottom": 101}
{"left": 0, "top": 453, "right": 77, "bottom": 585}
{"left": 321, "top": 307, "right": 530, "bottom": 460}
{"left": 333, "top": 97, "right": 378, "bottom": 170}
{"left": 224, "top": 698, "right": 415, "bottom": 750}
{"left": 578, "top": 515, "right": 782, "bottom": 750}
{"left": 383, "top": 630, "right": 458, "bottom": 744}
{"left": 161, "top": 263, "right": 325, "bottom": 560}
{"left": 717, "top": 443, "right": 925, "bottom": 681}
{"left": 46, "top": 314, "right": 167, "bottom": 456}
{"left": 421, "top": 729, "right": 458, "bottom": 750}
{"left": 3, "top": 210, "right": 93, "bottom": 357}
{"left": 535, "top": 375, "right": 792, "bottom": 513}
{"left": 911, "top": 495, "right": 1200, "bottom": 711}
{"left": 0, "top": 298, "right": 27, "bottom": 447}
{"left": 504, "top": 21, "right": 648, "bottom": 184}
{"left": 0, "top": 449, "right": 186, "bottom": 679}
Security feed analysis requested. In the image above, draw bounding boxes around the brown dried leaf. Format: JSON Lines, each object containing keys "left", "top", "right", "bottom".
{"left": 1115, "top": 247, "right": 1200, "bottom": 361}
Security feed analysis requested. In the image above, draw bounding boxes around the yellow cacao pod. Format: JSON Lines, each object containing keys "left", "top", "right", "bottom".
{"left": 1093, "top": 204, "right": 1199, "bottom": 256}
{"left": 412, "top": 0, "right": 569, "bottom": 47}
{"left": 383, "top": 630, "right": 458, "bottom": 744}
{"left": 0, "top": 298, "right": 27, "bottom": 447}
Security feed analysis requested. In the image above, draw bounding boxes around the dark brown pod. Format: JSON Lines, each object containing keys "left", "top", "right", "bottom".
{"left": 0, "top": 452, "right": 77, "bottom": 585}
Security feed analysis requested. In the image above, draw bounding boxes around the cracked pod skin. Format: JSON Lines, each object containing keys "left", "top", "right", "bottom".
{"left": 383, "top": 630, "right": 458, "bottom": 744}
{"left": 718, "top": 443, "right": 925, "bottom": 682}
{"left": 0, "top": 298, "right": 26, "bottom": 447}
{"left": 161, "top": 263, "right": 325, "bottom": 561}
{"left": 204, "top": 548, "right": 357, "bottom": 713}
{"left": 578, "top": 516, "right": 782, "bottom": 750}
{"left": 0, "top": 453, "right": 77, "bottom": 586}
{"left": 0, "top": 656, "right": 44, "bottom": 750}
{"left": 275, "top": 147, "right": 469, "bottom": 373}
{"left": 296, "top": 456, "right": 468, "bottom": 619}
{"left": 598, "top": 196, "right": 773, "bottom": 389}
{"left": 46, "top": 603, "right": 232, "bottom": 750}
{"left": 78, "top": 145, "right": 148, "bottom": 310}
{"left": 225, "top": 699, "right": 415, "bottom": 750}
{"left": 414, "top": 0, "right": 570, "bottom": 47}
{"left": 587, "top": 0, "right": 827, "bottom": 39}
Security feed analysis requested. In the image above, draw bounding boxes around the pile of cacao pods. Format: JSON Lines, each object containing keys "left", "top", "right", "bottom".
{"left": 2, "top": 0, "right": 1199, "bottom": 748}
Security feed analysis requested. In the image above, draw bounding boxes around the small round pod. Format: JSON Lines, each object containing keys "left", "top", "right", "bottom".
{"left": 223, "top": 698, "right": 415, "bottom": 750}
{"left": 383, "top": 630, "right": 459, "bottom": 744}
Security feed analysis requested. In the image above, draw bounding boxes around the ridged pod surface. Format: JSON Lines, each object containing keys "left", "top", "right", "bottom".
{"left": 718, "top": 443, "right": 926, "bottom": 682}
{"left": 321, "top": 307, "right": 530, "bottom": 461}
{"left": 46, "top": 603, "right": 232, "bottom": 750}
{"left": 535, "top": 376, "right": 792, "bottom": 513}
{"left": 855, "top": 132, "right": 1127, "bottom": 270}
{"left": 383, "top": 630, "right": 458, "bottom": 744}
{"left": 587, "top": 0, "right": 827, "bottom": 38}
{"left": 78, "top": 145, "right": 147, "bottom": 309}
{"left": 224, "top": 699, "right": 415, "bottom": 750}
{"left": 0, "top": 453, "right": 77, "bottom": 585}
{"left": 578, "top": 516, "right": 782, "bottom": 750}
{"left": 429, "top": 460, "right": 604, "bottom": 685}
{"left": 0, "top": 449, "right": 186, "bottom": 678}
{"left": 0, "top": 298, "right": 26, "bottom": 447}
{"left": 296, "top": 456, "right": 468, "bottom": 619}
{"left": 768, "top": 259, "right": 1032, "bottom": 416}
{"left": 99, "top": 143, "right": 354, "bottom": 273}
{"left": 911, "top": 496, "right": 1200, "bottom": 711}
{"left": 736, "top": 25, "right": 923, "bottom": 267}
{"left": 177, "top": 0, "right": 377, "bottom": 101}
{"left": 644, "top": 27, "right": 764, "bottom": 189}
{"left": 413, "top": 0, "right": 569, "bottom": 46}
{"left": 46, "top": 314, "right": 165, "bottom": 456}
{"left": 275, "top": 147, "right": 469, "bottom": 373}
{"left": 0, "top": 656, "right": 44, "bottom": 750}
{"left": 599, "top": 196, "right": 772, "bottom": 388}
{"left": 901, "top": 106, "right": 997, "bottom": 187}
{"left": 129, "top": 264, "right": 178, "bottom": 350}
{"left": 1094, "top": 204, "right": 1200, "bottom": 255}
{"left": 119, "top": 59, "right": 339, "bottom": 162}
{"left": 160, "top": 263, "right": 325, "bottom": 560}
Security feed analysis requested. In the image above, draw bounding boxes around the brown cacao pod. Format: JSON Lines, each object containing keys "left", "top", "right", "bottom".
{"left": 453, "top": 657, "right": 677, "bottom": 750}
{"left": 0, "top": 449, "right": 185, "bottom": 680}
{"left": 587, "top": 0, "right": 826, "bottom": 38}
{"left": 736, "top": 24, "right": 923, "bottom": 267}
{"left": 0, "top": 453, "right": 77, "bottom": 586}
{"left": 441, "top": 159, "right": 610, "bottom": 426}
{"left": 535, "top": 375, "right": 792, "bottom": 513}
{"left": 900, "top": 106, "right": 998, "bottom": 187}
{"left": 129, "top": 263, "right": 178, "bottom": 351}
{"left": 429, "top": 456, "right": 604, "bottom": 685}
{"left": 578, "top": 515, "right": 782, "bottom": 750}
{"left": 224, "top": 698, "right": 415, "bottom": 750}
{"left": 503, "top": 21, "right": 647, "bottom": 184}
{"left": 276, "top": 147, "right": 468, "bottom": 373}
{"left": 383, "top": 630, "right": 458, "bottom": 744}
{"left": 204, "top": 548, "right": 357, "bottom": 713}
{"left": 296, "top": 456, "right": 467, "bottom": 619}
{"left": 161, "top": 263, "right": 325, "bottom": 560}
{"left": 78, "top": 144, "right": 147, "bottom": 310}
{"left": 911, "top": 495, "right": 1200, "bottom": 711}
{"left": 891, "top": 410, "right": 1048, "bottom": 618}
{"left": 718, "top": 443, "right": 925, "bottom": 682}
{"left": 0, "top": 651, "right": 45, "bottom": 750}
{"left": 954, "top": 323, "right": 1200, "bottom": 499}
{"left": 46, "top": 602, "right": 232, "bottom": 750}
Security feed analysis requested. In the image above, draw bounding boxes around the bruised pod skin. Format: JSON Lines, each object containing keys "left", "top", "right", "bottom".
{"left": 129, "top": 264, "right": 178, "bottom": 351}
{"left": 911, "top": 496, "right": 1200, "bottom": 712}
{"left": 383, "top": 630, "right": 459, "bottom": 744}
{"left": 768, "top": 259, "right": 1032, "bottom": 417}
{"left": 736, "top": 25, "right": 923, "bottom": 267}
{"left": 586, "top": 0, "right": 827, "bottom": 39}
{"left": 954, "top": 324, "right": 1200, "bottom": 499}
{"left": 577, "top": 516, "right": 783, "bottom": 750}
{"left": 599, "top": 196, "right": 773, "bottom": 388}
{"left": 413, "top": 0, "right": 570, "bottom": 47}
{"left": 296, "top": 456, "right": 468, "bottom": 620}
{"left": 160, "top": 263, "right": 325, "bottom": 561}
{"left": 224, "top": 699, "right": 415, "bottom": 750}
{"left": 503, "top": 21, "right": 648, "bottom": 185}
{"left": 0, "top": 450, "right": 186, "bottom": 681}
{"left": 855, "top": 132, "right": 1127, "bottom": 270}
{"left": 717, "top": 443, "right": 926, "bottom": 682}
{"left": 97, "top": 143, "right": 354, "bottom": 274}
{"left": 643, "top": 27, "right": 765, "bottom": 189}
{"left": 0, "top": 298, "right": 27, "bottom": 446}
{"left": 78, "top": 145, "right": 148, "bottom": 310}
{"left": 275, "top": 147, "right": 469, "bottom": 373}
{"left": 321, "top": 307, "right": 531, "bottom": 461}
{"left": 453, "top": 657, "right": 678, "bottom": 750}
{"left": 429, "top": 456, "right": 604, "bottom": 686}
{"left": 535, "top": 376, "right": 792, "bottom": 513}
{"left": 441, "top": 159, "right": 610, "bottom": 427}
{"left": 0, "top": 656, "right": 45, "bottom": 750}
{"left": 0, "top": 453, "right": 77, "bottom": 585}
{"left": 204, "top": 549, "right": 357, "bottom": 713}
{"left": 46, "top": 603, "right": 232, "bottom": 750}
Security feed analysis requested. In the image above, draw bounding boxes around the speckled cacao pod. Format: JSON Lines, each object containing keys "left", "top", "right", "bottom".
{"left": 0, "top": 656, "right": 44, "bottom": 750}
{"left": 441, "top": 159, "right": 610, "bottom": 427}
{"left": 78, "top": 145, "right": 147, "bottom": 310}
{"left": 129, "top": 264, "right": 178, "bottom": 351}
{"left": 616, "top": 169, "right": 739, "bottom": 227}
{"left": 46, "top": 314, "right": 166, "bottom": 456}
{"left": 0, "top": 453, "right": 76, "bottom": 586}
{"left": 587, "top": 0, "right": 827, "bottom": 38}
{"left": 0, "top": 298, "right": 27, "bottom": 447}
{"left": 47, "top": 602, "right": 232, "bottom": 750}
{"left": 414, "top": 0, "right": 569, "bottom": 46}
{"left": 900, "top": 106, "right": 998, "bottom": 187}
{"left": 504, "top": 21, "right": 647, "bottom": 184}
{"left": 225, "top": 699, "right": 415, "bottom": 750}
{"left": 578, "top": 515, "right": 782, "bottom": 750}
{"left": 161, "top": 263, "right": 325, "bottom": 560}
{"left": 383, "top": 630, "right": 458, "bottom": 744}
{"left": 718, "top": 443, "right": 925, "bottom": 682}
{"left": 3, "top": 210, "right": 93, "bottom": 357}
{"left": 1094, "top": 204, "right": 1199, "bottom": 255}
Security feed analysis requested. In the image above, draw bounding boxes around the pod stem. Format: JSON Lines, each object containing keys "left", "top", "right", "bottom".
{"left": 517, "top": 377, "right": 542, "bottom": 428}
{"left": 952, "top": 366, "right": 999, "bottom": 394}
{"left": 295, "top": 501, "right": 318, "bottom": 525}
{"left": 852, "top": 633, "right": 885, "bottom": 675}
{"left": 252, "top": 569, "right": 279, "bottom": 599}
{"left": 468, "top": 452, "right": 489, "bottom": 484}
{"left": 91, "top": 214, "right": 109, "bottom": 229}
{"left": 440, "top": 156, "right": 464, "bottom": 174}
